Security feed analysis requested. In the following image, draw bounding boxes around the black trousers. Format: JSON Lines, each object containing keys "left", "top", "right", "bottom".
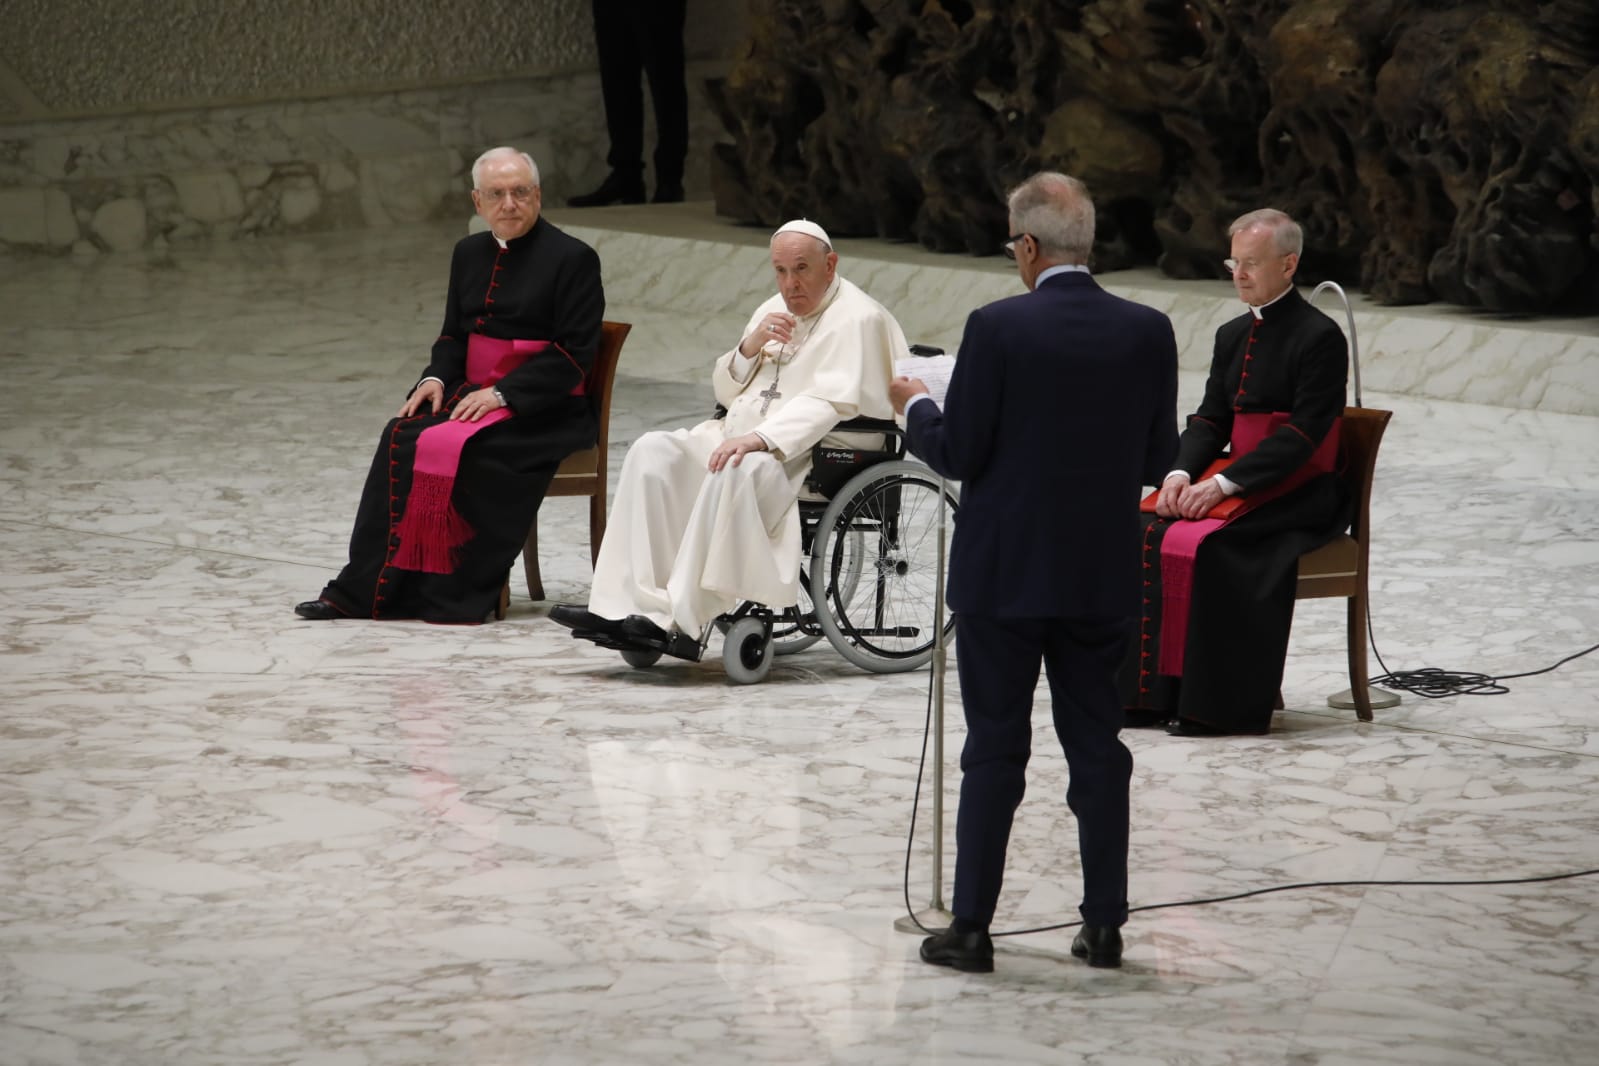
{"left": 592, "top": 0, "right": 688, "bottom": 186}
{"left": 951, "top": 613, "right": 1134, "bottom": 929}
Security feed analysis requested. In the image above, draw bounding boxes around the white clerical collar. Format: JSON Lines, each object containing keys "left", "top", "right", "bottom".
{"left": 1036, "top": 264, "right": 1091, "bottom": 286}
{"left": 1248, "top": 285, "right": 1293, "bottom": 320}
{"left": 494, "top": 235, "right": 509, "bottom": 249}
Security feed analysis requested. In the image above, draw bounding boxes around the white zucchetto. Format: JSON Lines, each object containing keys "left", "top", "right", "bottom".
{"left": 773, "top": 219, "right": 833, "bottom": 250}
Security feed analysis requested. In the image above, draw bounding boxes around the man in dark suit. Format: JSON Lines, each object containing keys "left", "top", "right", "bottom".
{"left": 567, "top": 0, "right": 688, "bottom": 206}
{"left": 890, "top": 172, "right": 1179, "bottom": 973}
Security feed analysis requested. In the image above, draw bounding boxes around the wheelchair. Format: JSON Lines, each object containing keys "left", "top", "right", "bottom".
{"left": 617, "top": 359, "right": 961, "bottom": 684}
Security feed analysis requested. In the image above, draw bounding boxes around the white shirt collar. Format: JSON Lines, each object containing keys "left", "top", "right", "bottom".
{"left": 1036, "top": 263, "right": 1091, "bottom": 286}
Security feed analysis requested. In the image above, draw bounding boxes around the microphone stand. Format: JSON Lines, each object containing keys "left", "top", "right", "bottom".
{"left": 895, "top": 472, "right": 954, "bottom": 934}
{"left": 1309, "top": 281, "right": 1400, "bottom": 713}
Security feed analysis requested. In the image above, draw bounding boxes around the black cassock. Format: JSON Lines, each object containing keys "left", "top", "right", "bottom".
{"left": 1120, "top": 286, "right": 1349, "bottom": 732}
{"left": 321, "top": 218, "right": 604, "bottom": 623}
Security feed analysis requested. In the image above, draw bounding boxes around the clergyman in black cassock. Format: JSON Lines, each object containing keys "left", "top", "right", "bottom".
{"left": 299, "top": 148, "right": 604, "bottom": 624}
{"left": 894, "top": 173, "right": 1179, "bottom": 972}
{"left": 1122, "top": 208, "right": 1348, "bottom": 735}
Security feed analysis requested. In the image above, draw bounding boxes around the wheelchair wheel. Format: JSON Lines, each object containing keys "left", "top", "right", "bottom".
{"left": 722, "top": 616, "right": 774, "bottom": 684}
{"left": 810, "top": 460, "right": 958, "bottom": 673}
{"left": 620, "top": 647, "right": 663, "bottom": 669}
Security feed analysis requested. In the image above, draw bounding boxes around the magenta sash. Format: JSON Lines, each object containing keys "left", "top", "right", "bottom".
{"left": 389, "top": 335, "right": 550, "bottom": 574}
{"left": 1150, "top": 412, "right": 1341, "bottom": 675}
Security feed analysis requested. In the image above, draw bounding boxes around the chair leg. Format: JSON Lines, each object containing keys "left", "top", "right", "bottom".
{"left": 495, "top": 578, "right": 510, "bottom": 621}
{"left": 1348, "top": 591, "right": 1373, "bottom": 722}
{"left": 523, "top": 518, "right": 546, "bottom": 602}
{"left": 588, "top": 492, "right": 606, "bottom": 568}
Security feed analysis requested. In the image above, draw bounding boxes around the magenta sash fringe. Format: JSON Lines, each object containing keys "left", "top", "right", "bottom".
{"left": 389, "top": 335, "right": 549, "bottom": 574}
{"left": 1154, "top": 412, "right": 1341, "bottom": 676}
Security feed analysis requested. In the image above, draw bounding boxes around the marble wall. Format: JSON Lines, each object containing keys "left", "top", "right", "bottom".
{"left": 0, "top": 1, "right": 747, "bottom": 255}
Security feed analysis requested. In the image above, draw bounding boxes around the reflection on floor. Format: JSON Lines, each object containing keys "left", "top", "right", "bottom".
{"left": 2, "top": 215, "right": 1597, "bottom": 1066}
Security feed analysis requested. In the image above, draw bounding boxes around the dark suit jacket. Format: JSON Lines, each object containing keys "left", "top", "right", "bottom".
{"left": 906, "top": 270, "right": 1179, "bottom": 619}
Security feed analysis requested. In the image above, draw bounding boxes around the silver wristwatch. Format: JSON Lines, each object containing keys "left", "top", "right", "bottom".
{"left": 492, "top": 387, "right": 507, "bottom": 408}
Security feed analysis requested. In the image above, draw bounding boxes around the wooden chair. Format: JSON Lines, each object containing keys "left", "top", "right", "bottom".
{"left": 1293, "top": 405, "right": 1393, "bottom": 721}
{"left": 520, "top": 320, "right": 631, "bottom": 602}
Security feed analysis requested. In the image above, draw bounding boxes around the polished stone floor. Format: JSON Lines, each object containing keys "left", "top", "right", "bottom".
{"left": 2, "top": 212, "right": 1598, "bottom": 1066}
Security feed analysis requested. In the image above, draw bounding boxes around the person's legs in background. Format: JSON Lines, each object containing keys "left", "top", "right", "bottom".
{"left": 570, "top": 0, "right": 688, "bottom": 206}
{"left": 642, "top": 0, "right": 688, "bottom": 202}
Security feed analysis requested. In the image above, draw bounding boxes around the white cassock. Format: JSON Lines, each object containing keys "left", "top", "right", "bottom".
{"left": 588, "top": 274, "right": 905, "bottom": 634}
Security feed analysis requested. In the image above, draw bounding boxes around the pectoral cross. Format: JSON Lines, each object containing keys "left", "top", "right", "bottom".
{"left": 758, "top": 382, "right": 782, "bottom": 415}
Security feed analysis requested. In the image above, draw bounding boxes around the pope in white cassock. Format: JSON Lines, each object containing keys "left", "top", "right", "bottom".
{"left": 550, "top": 219, "right": 905, "bottom": 658}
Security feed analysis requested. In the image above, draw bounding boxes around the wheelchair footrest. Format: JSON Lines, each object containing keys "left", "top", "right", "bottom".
{"left": 847, "top": 626, "right": 922, "bottom": 638}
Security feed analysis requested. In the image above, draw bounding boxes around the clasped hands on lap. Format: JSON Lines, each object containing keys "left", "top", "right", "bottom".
{"left": 397, "top": 379, "right": 506, "bottom": 422}
{"left": 1155, "top": 473, "right": 1227, "bottom": 519}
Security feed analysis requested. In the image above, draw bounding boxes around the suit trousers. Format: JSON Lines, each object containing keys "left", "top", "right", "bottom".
{"left": 952, "top": 613, "right": 1133, "bottom": 929}
{"left": 591, "top": 0, "right": 688, "bottom": 185}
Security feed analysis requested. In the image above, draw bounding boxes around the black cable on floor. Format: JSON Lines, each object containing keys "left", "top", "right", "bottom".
{"left": 1368, "top": 612, "right": 1598, "bottom": 699}
{"left": 900, "top": 620, "right": 1599, "bottom": 940}
{"left": 900, "top": 660, "right": 939, "bottom": 931}
{"left": 991, "top": 867, "right": 1599, "bottom": 938}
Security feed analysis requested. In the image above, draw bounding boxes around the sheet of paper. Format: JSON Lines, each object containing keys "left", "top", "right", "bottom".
{"left": 895, "top": 354, "right": 956, "bottom": 407}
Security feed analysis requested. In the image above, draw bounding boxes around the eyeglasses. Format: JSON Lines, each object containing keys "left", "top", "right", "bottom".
{"left": 1003, "top": 233, "right": 1033, "bottom": 260}
{"left": 1224, "top": 254, "right": 1286, "bottom": 275}
{"left": 476, "top": 185, "right": 536, "bottom": 204}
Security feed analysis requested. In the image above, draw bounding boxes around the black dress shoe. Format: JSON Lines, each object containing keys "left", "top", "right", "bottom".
{"left": 294, "top": 598, "right": 347, "bottom": 620}
{"left": 549, "top": 603, "right": 626, "bottom": 637}
{"left": 653, "top": 183, "right": 684, "bottom": 203}
{"left": 1165, "top": 717, "right": 1267, "bottom": 737}
{"left": 620, "top": 615, "right": 702, "bottom": 661}
{"left": 1123, "top": 708, "right": 1171, "bottom": 729}
{"left": 1071, "top": 924, "right": 1124, "bottom": 968}
{"left": 567, "top": 173, "right": 646, "bottom": 207}
{"left": 920, "top": 927, "right": 994, "bottom": 973}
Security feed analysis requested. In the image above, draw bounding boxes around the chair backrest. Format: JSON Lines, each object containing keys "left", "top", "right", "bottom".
{"left": 1337, "top": 406, "right": 1392, "bottom": 546}
{"left": 589, "top": 320, "right": 631, "bottom": 451}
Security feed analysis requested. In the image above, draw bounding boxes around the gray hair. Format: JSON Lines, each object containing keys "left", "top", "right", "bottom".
{"left": 1228, "top": 208, "right": 1302, "bottom": 256}
{"left": 472, "top": 147, "right": 540, "bottom": 189}
{"left": 1006, "top": 172, "right": 1095, "bottom": 262}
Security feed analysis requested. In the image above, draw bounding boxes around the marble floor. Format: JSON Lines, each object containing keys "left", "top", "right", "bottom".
{"left": 3, "top": 212, "right": 1598, "bottom": 1066}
